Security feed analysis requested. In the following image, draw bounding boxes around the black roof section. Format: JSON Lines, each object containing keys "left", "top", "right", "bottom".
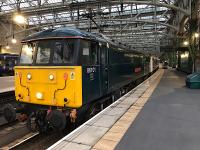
{"left": 22, "top": 27, "right": 143, "bottom": 54}
{"left": 22, "top": 28, "right": 105, "bottom": 42}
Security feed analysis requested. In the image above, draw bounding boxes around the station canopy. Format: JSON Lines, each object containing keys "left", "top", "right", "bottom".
{"left": 0, "top": 0, "right": 179, "bottom": 53}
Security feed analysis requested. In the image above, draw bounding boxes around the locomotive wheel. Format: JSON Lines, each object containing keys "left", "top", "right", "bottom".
{"left": 27, "top": 113, "right": 38, "bottom": 132}
{"left": 35, "top": 110, "right": 49, "bottom": 133}
{"left": 47, "top": 110, "right": 66, "bottom": 131}
{"left": 3, "top": 104, "right": 16, "bottom": 122}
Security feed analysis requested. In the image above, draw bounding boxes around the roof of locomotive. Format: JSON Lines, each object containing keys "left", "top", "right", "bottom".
{"left": 22, "top": 27, "right": 144, "bottom": 55}
{"left": 22, "top": 28, "right": 106, "bottom": 42}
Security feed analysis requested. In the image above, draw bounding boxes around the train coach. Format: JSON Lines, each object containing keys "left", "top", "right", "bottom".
{"left": 11, "top": 28, "right": 158, "bottom": 132}
{"left": 0, "top": 53, "right": 19, "bottom": 76}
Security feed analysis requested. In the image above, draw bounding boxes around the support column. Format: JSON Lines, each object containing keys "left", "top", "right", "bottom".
{"left": 150, "top": 56, "right": 153, "bottom": 72}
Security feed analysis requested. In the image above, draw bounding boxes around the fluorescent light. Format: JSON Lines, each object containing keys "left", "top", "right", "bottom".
{"left": 181, "top": 53, "right": 189, "bottom": 58}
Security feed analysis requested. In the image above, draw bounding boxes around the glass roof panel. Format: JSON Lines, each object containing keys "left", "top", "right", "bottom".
{"left": 0, "top": 0, "right": 177, "bottom": 51}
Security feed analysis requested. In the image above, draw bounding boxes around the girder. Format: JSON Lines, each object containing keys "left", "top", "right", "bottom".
{"left": 0, "top": 0, "right": 189, "bottom": 54}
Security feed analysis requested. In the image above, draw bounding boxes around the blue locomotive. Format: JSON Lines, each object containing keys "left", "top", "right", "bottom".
{"left": 13, "top": 28, "right": 158, "bottom": 131}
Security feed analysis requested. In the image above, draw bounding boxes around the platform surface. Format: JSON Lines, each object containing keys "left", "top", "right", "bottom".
{"left": 116, "top": 70, "right": 200, "bottom": 150}
{"left": 0, "top": 76, "right": 14, "bottom": 93}
{"left": 48, "top": 69, "right": 162, "bottom": 150}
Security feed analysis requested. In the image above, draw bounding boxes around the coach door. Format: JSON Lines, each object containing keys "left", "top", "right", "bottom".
{"left": 100, "top": 44, "right": 109, "bottom": 95}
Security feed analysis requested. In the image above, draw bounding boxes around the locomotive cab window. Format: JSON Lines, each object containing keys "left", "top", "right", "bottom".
{"left": 20, "top": 42, "right": 36, "bottom": 64}
{"left": 79, "top": 40, "right": 98, "bottom": 65}
{"left": 20, "top": 39, "right": 76, "bottom": 65}
{"left": 36, "top": 40, "right": 51, "bottom": 64}
{"left": 53, "top": 40, "right": 75, "bottom": 64}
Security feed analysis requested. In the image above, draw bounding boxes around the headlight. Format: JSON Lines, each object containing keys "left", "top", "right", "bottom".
{"left": 27, "top": 73, "right": 32, "bottom": 80}
{"left": 49, "top": 74, "right": 54, "bottom": 80}
{"left": 36, "top": 92, "right": 43, "bottom": 99}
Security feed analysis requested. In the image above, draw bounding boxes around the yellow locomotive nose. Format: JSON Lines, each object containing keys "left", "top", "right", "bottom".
{"left": 15, "top": 66, "right": 82, "bottom": 108}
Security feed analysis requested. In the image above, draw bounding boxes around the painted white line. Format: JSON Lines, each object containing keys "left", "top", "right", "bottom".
{"left": 0, "top": 76, "right": 14, "bottom": 79}
{"left": 47, "top": 71, "right": 159, "bottom": 150}
{"left": 0, "top": 87, "right": 15, "bottom": 93}
{"left": 8, "top": 132, "right": 39, "bottom": 149}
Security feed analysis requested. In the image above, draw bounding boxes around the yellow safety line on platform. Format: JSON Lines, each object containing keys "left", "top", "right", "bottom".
{"left": 92, "top": 69, "right": 164, "bottom": 150}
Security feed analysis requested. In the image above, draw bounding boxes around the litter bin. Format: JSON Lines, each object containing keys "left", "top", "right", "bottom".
{"left": 186, "top": 73, "right": 200, "bottom": 89}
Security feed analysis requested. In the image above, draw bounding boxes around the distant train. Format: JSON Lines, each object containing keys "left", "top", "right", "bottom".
{"left": 0, "top": 53, "right": 19, "bottom": 76}
{"left": 162, "top": 61, "right": 168, "bottom": 69}
{"left": 12, "top": 28, "right": 158, "bottom": 132}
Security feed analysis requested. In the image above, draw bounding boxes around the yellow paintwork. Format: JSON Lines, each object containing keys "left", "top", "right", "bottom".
{"left": 15, "top": 66, "right": 82, "bottom": 108}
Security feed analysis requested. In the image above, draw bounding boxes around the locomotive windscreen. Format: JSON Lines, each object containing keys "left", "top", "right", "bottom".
{"left": 20, "top": 39, "right": 76, "bottom": 65}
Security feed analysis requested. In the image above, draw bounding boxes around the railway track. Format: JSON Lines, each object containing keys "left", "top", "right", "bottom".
{"left": 0, "top": 120, "right": 18, "bottom": 131}
{"left": 0, "top": 120, "right": 32, "bottom": 148}
{"left": 0, "top": 91, "right": 15, "bottom": 106}
{"left": 0, "top": 91, "right": 15, "bottom": 116}
{"left": 9, "top": 132, "right": 65, "bottom": 150}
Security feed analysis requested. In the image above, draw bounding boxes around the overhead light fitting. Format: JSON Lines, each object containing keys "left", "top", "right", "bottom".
{"left": 5, "top": 45, "right": 10, "bottom": 49}
{"left": 194, "top": 33, "right": 199, "bottom": 38}
{"left": 183, "top": 41, "right": 189, "bottom": 46}
{"left": 13, "top": 13, "right": 26, "bottom": 24}
{"left": 11, "top": 38, "right": 17, "bottom": 44}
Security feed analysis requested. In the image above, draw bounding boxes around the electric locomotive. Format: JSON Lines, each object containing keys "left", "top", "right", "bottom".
{"left": 14, "top": 28, "right": 156, "bottom": 132}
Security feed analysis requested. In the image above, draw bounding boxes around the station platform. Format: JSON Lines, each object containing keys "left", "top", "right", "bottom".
{"left": 48, "top": 69, "right": 200, "bottom": 150}
{"left": 0, "top": 76, "right": 14, "bottom": 93}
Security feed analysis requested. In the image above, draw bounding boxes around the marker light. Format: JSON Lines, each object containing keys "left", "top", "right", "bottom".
{"left": 64, "top": 73, "right": 68, "bottom": 80}
{"left": 36, "top": 92, "right": 43, "bottom": 99}
{"left": 49, "top": 74, "right": 54, "bottom": 80}
{"left": 27, "top": 73, "right": 32, "bottom": 80}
